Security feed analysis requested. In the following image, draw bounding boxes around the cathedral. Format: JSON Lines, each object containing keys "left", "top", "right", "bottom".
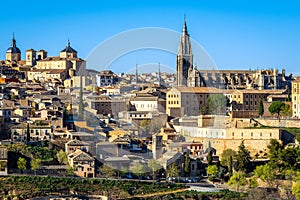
{"left": 176, "top": 19, "right": 293, "bottom": 90}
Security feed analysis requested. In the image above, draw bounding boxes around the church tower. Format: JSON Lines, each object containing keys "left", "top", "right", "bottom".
{"left": 6, "top": 34, "right": 21, "bottom": 62}
{"left": 176, "top": 18, "right": 193, "bottom": 86}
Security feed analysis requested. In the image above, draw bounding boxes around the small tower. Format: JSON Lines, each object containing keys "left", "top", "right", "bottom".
{"left": 26, "top": 49, "right": 36, "bottom": 66}
{"left": 6, "top": 33, "right": 21, "bottom": 62}
{"left": 60, "top": 39, "right": 77, "bottom": 59}
{"left": 37, "top": 50, "right": 48, "bottom": 60}
{"left": 135, "top": 64, "right": 139, "bottom": 84}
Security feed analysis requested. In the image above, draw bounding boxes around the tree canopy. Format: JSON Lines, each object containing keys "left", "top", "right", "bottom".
{"left": 17, "top": 157, "right": 26, "bottom": 173}
{"left": 206, "top": 165, "right": 218, "bottom": 177}
{"left": 268, "top": 101, "right": 291, "bottom": 121}
{"left": 167, "top": 163, "right": 179, "bottom": 178}
{"left": 184, "top": 152, "right": 190, "bottom": 175}
{"left": 206, "top": 94, "right": 229, "bottom": 115}
{"left": 220, "top": 148, "right": 237, "bottom": 166}
{"left": 227, "top": 171, "right": 247, "bottom": 191}
{"left": 235, "top": 141, "right": 251, "bottom": 173}
{"left": 258, "top": 98, "right": 264, "bottom": 117}
{"left": 99, "top": 164, "right": 116, "bottom": 178}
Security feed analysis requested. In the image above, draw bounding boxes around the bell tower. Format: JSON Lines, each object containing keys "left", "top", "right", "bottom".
{"left": 176, "top": 17, "right": 193, "bottom": 86}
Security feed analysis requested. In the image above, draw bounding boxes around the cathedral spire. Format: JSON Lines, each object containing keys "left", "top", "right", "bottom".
{"left": 11, "top": 33, "right": 16, "bottom": 47}
{"left": 182, "top": 15, "right": 189, "bottom": 35}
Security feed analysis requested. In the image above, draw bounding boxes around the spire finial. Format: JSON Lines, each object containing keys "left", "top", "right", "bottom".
{"left": 11, "top": 32, "right": 16, "bottom": 47}
{"left": 67, "top": 38, "right": 70, "bottom": 47}
{"left": 182, "top": 15, "right": 188, "bottom": 35}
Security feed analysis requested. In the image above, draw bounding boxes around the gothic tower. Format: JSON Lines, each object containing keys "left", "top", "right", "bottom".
{"left": 176, "top": 18, "right": 193, "bottom": 86}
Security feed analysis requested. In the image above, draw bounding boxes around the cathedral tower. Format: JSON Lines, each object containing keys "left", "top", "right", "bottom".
{"left": 176, "top": 18, "right": 193, "bottom": 86}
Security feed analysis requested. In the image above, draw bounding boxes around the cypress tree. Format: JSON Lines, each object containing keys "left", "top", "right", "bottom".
{"left": 258, "top": 98, "right": 264, "bottom": 117}
{"left": 184, "top": 152, "right": 190, "bottom": 175}
{"left": 26, "top": 123, "right": 30, "bottom": 142}
{"left": 235, "top": 140, "right": 251, "bottom": 173}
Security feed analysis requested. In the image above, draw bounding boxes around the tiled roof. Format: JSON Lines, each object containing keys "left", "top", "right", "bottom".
{"left": 66, "top": 139, "right": 89, "bottom": 146}
{"left": 172, "top": 87, "right": 223, "bottom": 93}
{"left": 69, "top": 149, "right": 94, "bottom": 161}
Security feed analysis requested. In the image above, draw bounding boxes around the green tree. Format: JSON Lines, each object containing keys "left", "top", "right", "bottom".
{"left": 63, "top": 108, "right": 69, "bottom": 127}
{"left": 31, "top": 158, "right": 41, "bottom": 175}
{"left": 199, "top": 106, "right": 208, "bottom": 115}
{"left": 235, "top": 141, "right": 251, "bottom": 173}
{"left": 254, "top": 164, "right": 276, "bottom": 187}
{"left": 292, "top": 181, "right": 300, "bottom": 200}
{"left": 56, "top": 149, "right": 68, "bottom": 164}
{"left": 184, "top": 152, "right": 190, "bottom": 175}
{"left": 130, "top": 162, "right": 145, "bottom": 178}
{"left": 227, "top": 171, "right": 247, "bottom": 191}
{"left": 66, "top": 165, "right": 74, "bottom": 176}
{"left": 26, "top": 123, "right": 30, "bottom": 142}
{"left": 206, "top": 94, "right": 229, "bottom": 114}
{"left": 206, "top": 165, "right": 218, "bottom": 177}
{"left": 148, "top": 159, "right": 162, "bottom": 184}
{"left": 139, "top": 120, "right": 151, "bottom": 134}
{"left": 258, "top": 98, "right": 264, "bottom": 117}
{"left": 296, "top": 134, "right": 300, "bottom": 144}
{"left": 17, "top": 157, "right": 27, "bottom": 173}
{"left": 280, "top": 147, "right": 299, "bottom": 170}
{"left": 267, "top": 139, "right": 282, "bottom": 169}
{"left": 167, "top": 163, "right": 179, "bottom": 178}
{"left": 207, "top": 151, "right": 213, "bottom": 165}
{"left": 220, "top": 149, "right": 237, "bottom": 167}
{"left": 119, "top": 166, "right": 128, "bottom": 177}
{"left": 268, "top": 101, "right": 291, "bottom": 121}
{"left": 99, "top": 164, "right": 116, "bottom": 178}
{"left": 248, "top": 176, "right": 259, "bottom": 189}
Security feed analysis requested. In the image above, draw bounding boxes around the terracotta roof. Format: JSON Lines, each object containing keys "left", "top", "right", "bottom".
{"left": 68, "top": 149, "right": 94, "bottom": 161}
{"left": 172, "top": 87, "right": 223, "bottom": 94}
{"left": 66, "top": 139, "right": 89, "bottom": 146}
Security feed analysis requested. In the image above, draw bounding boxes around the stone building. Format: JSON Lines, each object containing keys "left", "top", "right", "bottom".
{"left": 68, "top": 149, "right": 95, "bottom": 178}
{"left": 11, "top": 124, "right": 52, "bottom": 142}
{"left": 230, "top": 89, "right": 287, "bottom": 115}
{"left": 166, "top": 86, "right": 223, "bottom": 117}
{"left": 0, "top": 148, "right": 8, "bottom": 175}
{"left": 96, "top": 70, "right": 117, "bottom": 87}
{"left": 175, "top": 20, "right": 293, "bottom": 89}
{"left": 86, "top": 94, "right": 128, "bottom": 118}
{"left": 292, "top": 77, "right": 300, "bottom": 118}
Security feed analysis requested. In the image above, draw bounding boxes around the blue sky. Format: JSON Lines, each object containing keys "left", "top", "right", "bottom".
{"left": 1, "top": 0, "right": 300, "bottom": 75}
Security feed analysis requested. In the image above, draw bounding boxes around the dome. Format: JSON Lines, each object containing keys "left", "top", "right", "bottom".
{"left": 60, "top": 40, "right": 77, "bottom": 53}
{"left": 6, "top": 46, "right": 21, "bottom": 54}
